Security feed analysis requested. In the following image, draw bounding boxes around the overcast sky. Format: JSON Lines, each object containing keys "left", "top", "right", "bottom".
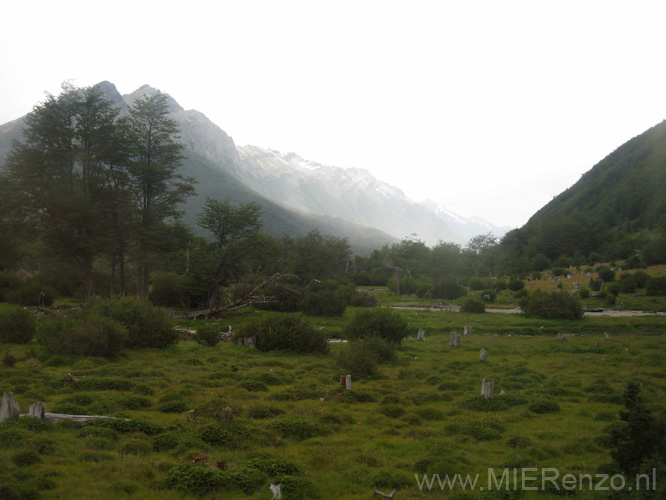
{"left": 1, "top": 0, "right": 665, "bottom": 229}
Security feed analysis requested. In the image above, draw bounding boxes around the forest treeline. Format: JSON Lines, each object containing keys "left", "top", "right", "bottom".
{"left": 1, "top": 83, "right": 665, "bottom": 315}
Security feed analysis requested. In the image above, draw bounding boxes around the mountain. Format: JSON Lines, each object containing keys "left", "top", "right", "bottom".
{"left": 525, "top": 119, "right": 666, "bottom": 231}
{"left": 501, "top": 119, "right": 666, "bottom": 264}
{"left": 419, "top": 199, "right": 512, "bottom": 243}
{"left": 234, "top": 147, "right": 462, "bottom": 245}
{"left": 0, "top": 82, "right": 397, "bottom": 255}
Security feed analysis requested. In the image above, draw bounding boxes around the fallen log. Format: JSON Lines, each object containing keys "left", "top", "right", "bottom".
{"left": 373, "top": 489, "right": 397, "bottom": 499}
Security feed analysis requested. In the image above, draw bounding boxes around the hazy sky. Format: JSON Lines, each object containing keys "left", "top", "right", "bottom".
{"left": 1, "top": 0, "right": 665, "bottom": 228}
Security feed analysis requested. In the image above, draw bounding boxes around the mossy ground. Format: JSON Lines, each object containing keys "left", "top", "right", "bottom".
{"left": 2, "top": 298, "right": 666, "bottom": 498}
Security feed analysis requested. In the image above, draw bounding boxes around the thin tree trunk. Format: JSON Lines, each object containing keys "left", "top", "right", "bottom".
{"left": 110, "top": 253, "right": 116, "bottom": 299}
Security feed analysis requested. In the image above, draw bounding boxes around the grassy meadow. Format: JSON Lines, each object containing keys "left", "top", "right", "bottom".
{"left": 2, "top": 279, "right": 666, "bottom": 499}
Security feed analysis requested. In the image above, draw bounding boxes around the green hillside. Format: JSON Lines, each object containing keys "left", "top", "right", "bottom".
{"left": 500, "top": 120, "right": 666, "bottom": 271}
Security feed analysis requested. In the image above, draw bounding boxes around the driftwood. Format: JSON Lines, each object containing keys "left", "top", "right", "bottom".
{"left": 373, "top": 489, "right": 397, "bottom": 499}
{"left": 185, "top": 273, "right": 283, "bottom": 319}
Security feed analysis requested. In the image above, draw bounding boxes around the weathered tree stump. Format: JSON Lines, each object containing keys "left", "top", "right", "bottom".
{"left": 479, "top": 348, "right": 487, "bottom": 361}
{"left": 417, "top": 329, "right": 426, "bottom": 341}
{"left": 28, "top": 401, "right": 46, "bottom": 420}
{"left": 340, "top": 375, "right": 347, "bottom": 387}
{"left": 238, "top": 336, "right": 257, "bottom": 348}
{"left": 269, "top": 483, "right": 282, "bottom": 499}
{"left": 464, "top": 325, "right": 472, "bottom": 336}
{"left": 0, "top": 392, "right": 20, "bottom": 422}
{"left": 345, "top": 374, "right": 352, "bottom": 391}
{"left": 449, "top": 331, "right": 460, "bottom": 347}
{"left": 481, "top": 378, "right": 494, "bottom": 399}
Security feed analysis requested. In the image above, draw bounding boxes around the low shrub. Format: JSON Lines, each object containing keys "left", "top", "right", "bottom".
{"left": 461, "top": 298, "right": 485, "bottom": 313}
{"left": 301, "top": 289, "right": 347, "bottom": 317}
{"left": 239, "top": 313, "right": 328, "bottom": 354}
{"left": 11, "top": 449, "right": 42, "bottom": 467}
{"left": 432, "top": 281, "right": 467, "bottom": 300}
{"left": 90, "top": 297, "right": 178, "bottom": 349}
{"left": 158, "top": 401, "right": 189, "bottom": 413}
{"left": 508, "top": 278, "right": 525, "bottom": 291}
{"left": 36, "top": 314, "right": 127, "bottom": 357}
{"left": 344, "top": 308, "right": 408, "bottom": 344}
{"left": 520, "top": 290, "right": 583, "bottom": 320}
{"left": 269, "top": 417, "right": 328, "bottom": 440}
{"left": 0, "top": 305, "right": 36, "bottom": 344}
{"left": 246, "top": 404, "right": 285, "bottom": 419}
{"left": 379, "top": 405, "right": 405, "bottom": 418}
{"left": 336, "top": 341, "right": 378, "bottom": 379}
{"left": 272, "top": 475, "right": 317, "bottom": 499}
{"left": 646, "top": 276, "right": 666, "bottom": 296}
{"left": 163, "top": 463, "right": 231, "bottom": 495}
{"left": 348, "top": 290, "right": 379, "bottom": 307}
{"left": 528, "top": 399, "right": 560, "bottom": 414}
{"left": 193, "top": 324, "right": 221, "bottom": 347}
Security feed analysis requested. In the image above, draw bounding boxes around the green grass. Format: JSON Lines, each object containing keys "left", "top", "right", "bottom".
{"left": 2, "top": 304, "right": 666, "bottom": 499}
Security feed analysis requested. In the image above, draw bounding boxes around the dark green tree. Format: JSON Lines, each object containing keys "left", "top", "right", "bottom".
{"left": 4, "top": 83, "right": 125, "bottom": 296}
{"left": 124, "top": 91, "right": 195, "bottom": 298}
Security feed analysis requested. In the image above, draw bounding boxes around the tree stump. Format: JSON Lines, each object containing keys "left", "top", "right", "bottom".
{"left": 417, "top": 329, "right": 426, "bottom": 341}
{"left": 464, "top": 325, "right": 472, "bottom": 335}
{"left": 28, "top": 401, "right": 46, "bottom": 420}
{"left": 0, "top": 392, "right": 20, "bottom": 422}
{"left": 479, "top": 348, "right": 487, "bottom": 361}
{"left": 481, "top": 378, "right": 494, "bottom": 399}
{"left": 345, "top": 374, "right": 352, "bottom": 391}
{"left": 269, "top": 483, "right": 282, "bottom": 499}
{"left": 449, "top": 331, "right": 460, "bottom": 347}
{"left": 340, "top": 375, "right": 347, "bottom": 387}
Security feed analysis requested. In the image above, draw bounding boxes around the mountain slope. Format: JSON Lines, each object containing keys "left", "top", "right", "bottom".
{"left": 235, "top": 147, "right": 462, "bottom": 245}
{"left": 526, "top": 119, "right": 666, "bottom": 231}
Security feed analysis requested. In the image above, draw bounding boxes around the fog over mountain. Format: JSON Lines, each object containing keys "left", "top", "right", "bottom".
{"left": 0, "top": 81, "right": 511, "bottom": 248}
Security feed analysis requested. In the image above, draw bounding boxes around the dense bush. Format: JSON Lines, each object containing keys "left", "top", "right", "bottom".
{"left": 301, "top": 289, "right": 347, "bottom": 316}
{"left": 193, "top": 324, "right": 221, "bottom": 347}
{"left": 431, "top": 280, "right": 467, "bottom": 300}
{"left": 596, "top": 265, "right": 616, "bottom": 282}
{"left": 461, "top": 298, "right": 485, "bottom": 313}
{"left": 90, "top": 297, "right": 178, "bottom": 348}
{"left": 239, "top": 313, "right": 328, "bottom": 354}
{"left": 5, "top": 279, "right": 55, "bottom": 307}
{"left": 579, "top": 288, "right": 591, "bottom": 299}
{"left": 344, "top": 308, "right": 408, "bottom": 344}
{"left": 347, "top": 289, "right": 379, "bottom": 307}
{"left": 468, "top": 278, "right": 492, "bottom": 291}
{"left": 0, "top": 305, "right": 36, "bottom": 344}
{"left": 337, "top": 341, "right": 378, "bottom": 379}
{"left": 646, "top": 276, "right": 666, "bottom": 296}
{"left": 508, "top": 278, "right": 525, "bottom": 291}
{"left": 36, "top": 314, "right": 127, "bottom": 357}
{"left": 520, "top": 290, "right": 583, "bottom": 320}
{"left": 632, "top": 270, "right": 650, "bottom": 288}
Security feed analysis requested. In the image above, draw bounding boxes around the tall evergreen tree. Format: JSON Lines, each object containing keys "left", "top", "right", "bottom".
{"left": 124, "top": 92, "right": 195, "bottom": 298}
{"left": 4, "top": 83, "right": 124, "bottom": 296}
